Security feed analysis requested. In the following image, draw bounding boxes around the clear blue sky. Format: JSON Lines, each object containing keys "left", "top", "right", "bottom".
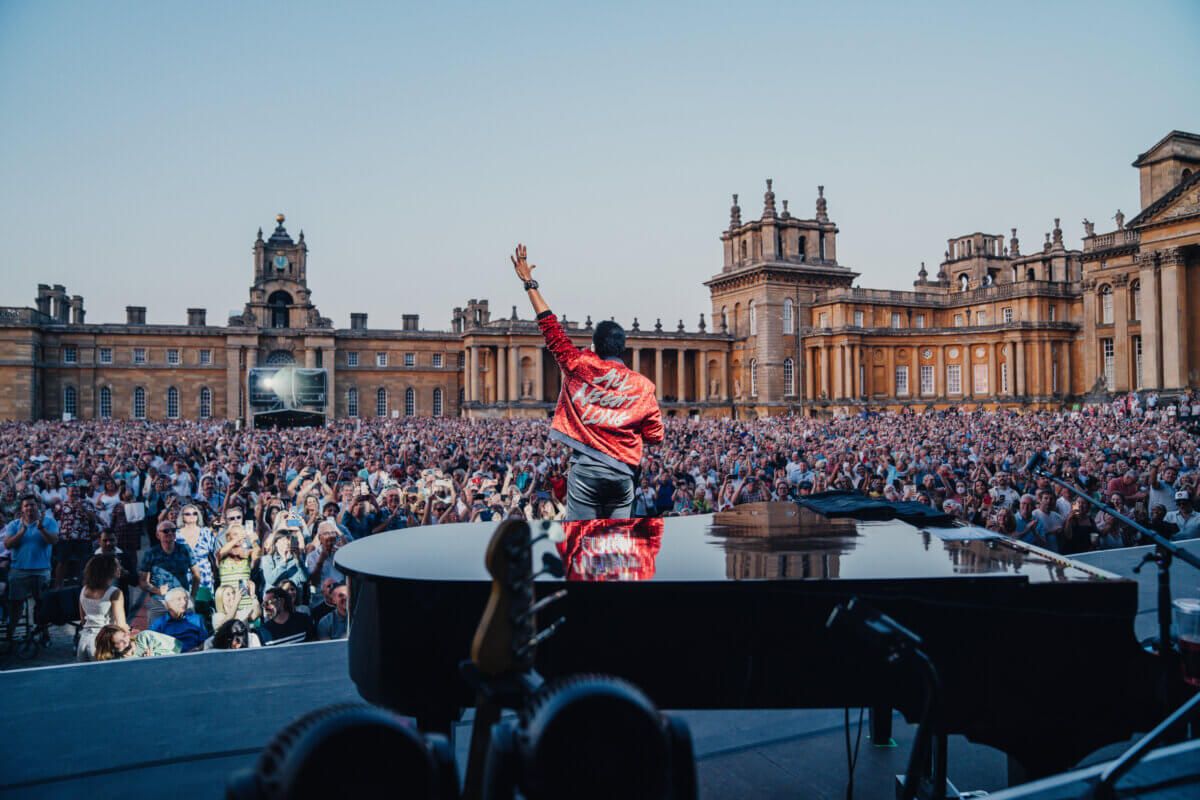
{"left": 1, "top": 1, "right": 1197, "bottom": 331}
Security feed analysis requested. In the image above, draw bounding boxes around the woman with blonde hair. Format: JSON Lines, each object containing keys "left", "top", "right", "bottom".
{"left": 77, "top": 554, "right": 128, "bottom": 661}
{"left": 212, "top": 581, "right": 261, "bottom": 630}
{"left": 216, "top": 522, "right": 258, "bottom": 595}
{"left": 175, "top": 503, "right": 218, "bottom": 617}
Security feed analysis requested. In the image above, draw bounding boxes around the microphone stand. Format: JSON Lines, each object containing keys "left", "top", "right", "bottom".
{"left": 1028, "top": 461, "right": 1200, "bottom": 796}
{"left": 1028, "top": 464, "right": 1200, "bottom": 655}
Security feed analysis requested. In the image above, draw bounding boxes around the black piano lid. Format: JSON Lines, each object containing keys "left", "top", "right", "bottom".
{"left": 335, "top": 502, "right": 1125, "bottom": 585}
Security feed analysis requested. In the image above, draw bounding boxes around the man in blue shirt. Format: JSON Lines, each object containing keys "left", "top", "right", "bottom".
{"left": 4, "top": 496, "right": 59, "bottom": 640}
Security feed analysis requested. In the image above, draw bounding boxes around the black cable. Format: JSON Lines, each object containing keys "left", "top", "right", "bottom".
{"left": 844, "top": 706, "right": 865, "bottom": 800}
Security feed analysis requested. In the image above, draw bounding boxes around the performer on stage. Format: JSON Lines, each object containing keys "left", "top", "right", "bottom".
{"left": 511, "top": 244, "right": 663, "bottom": 520}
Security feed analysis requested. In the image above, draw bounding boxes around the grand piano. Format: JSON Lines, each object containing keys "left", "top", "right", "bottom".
{"left": 336, "top": 503, "right": 1169, "bottom": 777}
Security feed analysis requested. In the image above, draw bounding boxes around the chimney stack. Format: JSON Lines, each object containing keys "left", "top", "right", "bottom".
{"left": 350, "top": 313, "right": 367, "bottom": 330}
{"left": 402, "top": 314, "right": 419, "bottom": 331}
{"left": 70, "top": 296, "right": 85, "bottom": 325}
{"left": 126, "top": 306, "right": 146, "bottom": 325}
{"left": 187, "top": 308, "right": 207, "bottom": 327}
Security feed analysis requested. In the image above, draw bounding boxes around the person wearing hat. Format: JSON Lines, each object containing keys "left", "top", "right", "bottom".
{"left": 1166, "top": 491, "right": 1200, "bottom": 541}
{"left": 138, "top": 519, "right": 201, "bottom": 622}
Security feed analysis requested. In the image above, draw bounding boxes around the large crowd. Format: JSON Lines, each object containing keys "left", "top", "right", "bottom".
{"left": 1, "top": 388, "right": 1198, "bottom": 663}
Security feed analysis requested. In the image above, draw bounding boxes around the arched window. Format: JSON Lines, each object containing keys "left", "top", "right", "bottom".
{"left": 376, "top": 387, "right": 387, "bottom": 417}
{"left": 783, "top": 358, "right": 794, "bottom": 396}
{"left": 347, "top": 387, "right": 359, "bottom": 418}
{"left": 1026, "top": 267, "right": 1036, "bottom": 281}
{"left": 264, "top": 349, "right": 295, "bottom": 366}
{"left": 782, "top": 298, "right": 793, "bottom": 333}
{"left": 1099, "top": 284, "right": 1114, "bottom": 324}
{"left": 133, "top": 387, "right": 146, "bottom": 420}
{"left": 99, "top": 387, "right": 112, "bottom": 419}
{"left": 720, "top": 306, "right": 728, "bottom": 331}
{"left": 748, "top": 301, "right": 757, "bottom": 336}
{"left": 1012, "top": 265, "right": 1020, "bottom": 283}
{"left": 199, "top": 387, "right": 212, "bottom": 419}
{"left": 433, "top": 387, "right": 444, "bottom": 417}
{"left": 749, "top": 358, "right": 758, "bottom": 396}
{"left": 1130, "top": 280, "right": 1141, "bottom": 320}
{"left": 63, "top": 385, "right": 77, "bottom": 418}
{"left": 167, "top": 387, "right": 180, "bottom": 419}
{"left": 267, "top": 290, "right": 293, "bottom": 329}
{"left": 405, "top": 387, "right": 416, "bottom": 416}
{"left": 959, "top": 274, "right": 969, "bottom": 291}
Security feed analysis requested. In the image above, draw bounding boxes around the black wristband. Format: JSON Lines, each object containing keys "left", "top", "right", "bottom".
{"left": 523, "top": 279, "right": 539, "bottom": 291}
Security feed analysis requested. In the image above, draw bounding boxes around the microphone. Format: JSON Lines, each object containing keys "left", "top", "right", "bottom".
{"left": 1023, "top": 451, "right": 1044, "bottom": 475}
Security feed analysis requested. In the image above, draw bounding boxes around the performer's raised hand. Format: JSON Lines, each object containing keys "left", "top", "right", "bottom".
{"left": 511, "top": 244, "right": 535, "bottom": 282}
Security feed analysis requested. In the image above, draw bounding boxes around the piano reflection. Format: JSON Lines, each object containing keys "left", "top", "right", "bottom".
{"left": 336, "top": 503, "right": 1169, "bottom": 778}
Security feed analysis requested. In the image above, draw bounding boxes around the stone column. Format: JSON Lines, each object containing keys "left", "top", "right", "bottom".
{"left": 632, "top": 348, "right": 641, "bottom": 375}
{"left": 463, "top": 347, "right": 473, "bottom": 403}
{"left": 1138, "top": 256, "right": 1162, "bottom": 389}
{"left": 884, "top": 347, "right": 895, "bottom": 399}
{"left": 1062, "top": 340, "right": 1072, "bottom": 397}
{"left": 1114, "top": 279, "right": 1130, "bottom": 390}
{"left": 805, "top": 347, "right": 816, "bottom": 400}
{"left": 847, "top": 344, "right": 857, "bottom": 398}
{"left": 508, "top": 346, "right": 519, "bottom": 401}
{"left": 534, "top": 347, "right": 544, "bottom": 401}
{"left": 832, "top": 345, "right": 843, "bottom": 400}
{"left": 822, "top": 346, "right": 832, "bottom": 399}
{"left": 472, "top": 346, "right": 483, "bottom": 403}
{"left": 245, "top": 349, "right": 257, "bottom": 428}
{"left": 963, "top": 343, "right": 974, "bottom": 398}
{"left": 676, "top": 349, "right": 687, "bottom": 403}
{"left": 989, "top": 343, "right": 1000, "bottom": 399}
{"left": 496, "top": 346, "right": 507, "bottom": 405}
{"left": 654, "top": 348, "right": 664, "bottom": 401}
{"left": 1160, "top": 249, "right": 1189, "bottom": 388}
{"left": 719, "top": 350, "right": 728, "bottom": 400}
{"left": 225, "top": 346, "right": 240, "bottom": 421}
{"left": 1015, "top": 340, "right": 1026, "bottom": 397}
{"left": 699, "top": 351, "right": 709, "bottom": 401}
{"left": 304, "top": 348, "right": 316, "bottom": 368}
{"left": 1081, "top": 281, "right": 1098, "bottom": 391}
{"left": 935, "top": 345, "right": 945, "bottom": 398}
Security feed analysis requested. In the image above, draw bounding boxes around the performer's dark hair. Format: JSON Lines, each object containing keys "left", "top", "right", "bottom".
{"left": 592, "top": 320, "right": 626, "bottom": 359}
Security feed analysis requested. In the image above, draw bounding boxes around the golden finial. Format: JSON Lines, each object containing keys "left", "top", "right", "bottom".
{"left": 275, "top": 213, "right": 285, "bottom": 224}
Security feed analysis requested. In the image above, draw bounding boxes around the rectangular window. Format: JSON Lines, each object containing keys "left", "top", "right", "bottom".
{"left": 347, "top": 352, "right": 359, "bottom": 367}
{"left": 1102, "top": 338, "right": 1115, "bottom": 390}
{"left": 953, "top": 314, "right": 962, "bottom": 327}
{"left": 404, "top": 352, "right": 415, "bottom": 367}
{"left": 99, "top": 388, "right": 112, "bottom": 418}
{"left": 976, "top": 311, "right": 987, "bottom": 325}
{"left": 376, "top": 352, "right": 387, "bottom": 367}
{"left": 1001, "top": 362, "right": 1009, "bottom": 394}
{"left": 891, "top": 312, "right": 902, "bottom": 329}
{"left": 895, "top": 366, "right": 909, "bottom": 396}
{"left": 947, "top": 364, "right": 962, "bottom": 395}
{"left": 973, "top": 364, "right": 989, "bottom": 394}
{"left": 920, "top": 365, "right": 935, "bottom": 396}
{"left": 915, "top": 314, "right": 925, "bottom": 329}
{"left": 199, "top": 388, "right": 212, "bottom": 419}
{"left": 819, "top": 312, "right": 829, "bottom": 329}
{"left": 99, "top": 347, "right": 113, "bottom": 364}
{"left": 63, "top": 345, "right": 77, "bottom": 364}
{"left": 347, "top": 389, "right": 359, "bottom": 418}
{"left": 1134, "top": 336, "right": 1143, "bottom": 390}
{"left": 1101, "top": 292, "right": 1113, "bottom": 324}
{"left": 1002, "top": 307, "right": 1013, "bottom": 323}
{"left": 457, "top": 352, "right": 465, "bottom": 368}
{"left": 853, "top": 310, "right": 864, "bottom": 327}
{"left": 199, "top": 349, "right": 211, "bottom": 365}
{"left": 133, "top": 348, "right": 146, "bottom": 365}
{"left": 167, "top": 348, "right": 180, "bottom": 365}
{"left": 63, "top": 387, "right": 77, "bottom": 417}
{"left": 432, "top": 353, "right": 443, "bottom": 368}
{"left": 167, "top": 389, "right": 179, "bottom": 419}
{"left": 1049, "top": 304, "right": 1057, "bottom": 322}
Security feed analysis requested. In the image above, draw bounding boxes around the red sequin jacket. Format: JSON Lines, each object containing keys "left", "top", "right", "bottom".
{"left": 538, "top": 312, "right": 664, "bottom": 471}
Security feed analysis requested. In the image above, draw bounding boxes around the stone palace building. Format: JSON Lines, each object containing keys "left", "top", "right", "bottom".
{"left": 1, "top": 130, "right": 1196, "bottom": 424}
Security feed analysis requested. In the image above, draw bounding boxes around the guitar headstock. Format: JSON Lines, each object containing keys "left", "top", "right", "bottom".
{"left": 471, "top": 519, "right": 538, "bottom": 676}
